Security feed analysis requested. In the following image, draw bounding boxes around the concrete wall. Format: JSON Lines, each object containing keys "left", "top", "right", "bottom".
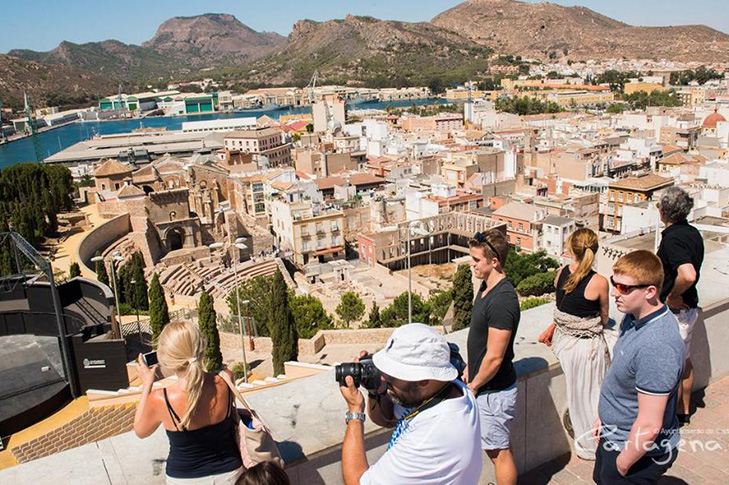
{"left": 75, "top": 214, "right": 132, "bottom": 276}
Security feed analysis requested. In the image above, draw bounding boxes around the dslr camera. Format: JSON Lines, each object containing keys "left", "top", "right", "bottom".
{"left": 335, "top": 343, "right": 466, "bottom": 390}
{"left": 335, "top": 356, "right": 381, "bottom": 391}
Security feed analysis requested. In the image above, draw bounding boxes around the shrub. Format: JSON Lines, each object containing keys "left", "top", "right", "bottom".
{"left": 520, "top": 297, "right": 551, "bottom": 311}
{"left": 516, "top": 270, "right": 557, "bottom": 297}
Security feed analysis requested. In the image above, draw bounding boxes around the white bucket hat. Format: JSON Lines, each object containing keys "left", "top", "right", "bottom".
{"left": 372, "top": 323, "right": 458, "bottom": 382}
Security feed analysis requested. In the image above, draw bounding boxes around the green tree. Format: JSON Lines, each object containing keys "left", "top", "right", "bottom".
{"left": 69, "top": 262, "right": 81, "bottom": 279}
{"left": 336, "top": 292, "right": 366, "bottom": 327}
{"left": 516, "top": 270, "right": 557, "bottom": 297}
{"left": 381, "top": 292, "right": 430, "bottom": 328}
{"left": 364, "top": 301, "right": 383, "bottom": 329}
{"left": 290, "top": 293, "right": 333, "bottom": 339}
{"left": 270, "top": 270, "right": 297, "bottom": 376}
{"left": 504, "top": 249, "right": 559, "bottom": 287}
{"left": 95, "top": 252, "right": 109, "bottom": 286}
{"left": 606, "top": 103, "right": 626, "bottom": 114}
{"left": 198, "top": 290, "right": 222, "bottom": 372}
{"left": 452, "top": 264, "right": 474, "bottom": 331}
{"left": 148, "top": 272, "right": 170, "bottom": 342}
{"left": 227, "top": 274, "right": 275, "bottom": 337}
{"left": 427, "top": 290, "right": 453, "bottom": 327}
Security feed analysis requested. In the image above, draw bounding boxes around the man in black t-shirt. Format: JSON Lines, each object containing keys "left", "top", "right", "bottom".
{"left": 657, "top": 186, "right": 704, "bottom": 425}
{"left": 465, "top": 229, "right": 520, "bottom": 485}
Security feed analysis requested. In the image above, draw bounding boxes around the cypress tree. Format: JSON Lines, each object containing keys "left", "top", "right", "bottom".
{"left": 452, "top": 264, "right": 474, "bottom": 331}
{"left": 270, "top": 270, "right": 297, "bottom": 376}
{"left": 95, "top": 252, "right": 109, "bottom": 286}
{"left": 69, "top": 262, "right": 81, "bottom": 279}
{"left": 148, "top": 273, "right": 170, "bottom": 342}
{"left": 365, "top": 302, "right": 383, "bottom": 329}
{"left": 198, "top": 290, "right": 222, "bottom": 372}
{"left": 132, "top": 253, "right": 149, "bottom": 311}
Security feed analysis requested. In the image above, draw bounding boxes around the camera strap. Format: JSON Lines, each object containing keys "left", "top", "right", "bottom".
{"left": 387, "top": 382, "right": 456, "bottom": 451}
{"left": 401, "top": 381, "right": 456, "bottom": 421}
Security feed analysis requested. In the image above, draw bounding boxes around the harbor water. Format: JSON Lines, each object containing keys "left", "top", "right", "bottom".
{"left": 0, "top": 98, "right": 448, "bottom": 169}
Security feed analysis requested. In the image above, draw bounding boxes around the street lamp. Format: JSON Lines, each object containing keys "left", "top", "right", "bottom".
{"left": 130, "top": 278, "right": 144, "bottom": 349}
{"left": 209, "top": 238, "right": 249, "bottom": 383}
{"left": 406, "top": 221, "right": 430, "bottom": 325}
{"left": 92, "top": 252, "right": 124, "bottom": 337}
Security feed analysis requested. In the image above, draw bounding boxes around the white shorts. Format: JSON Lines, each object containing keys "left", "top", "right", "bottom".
{"left": 475, "top": 383, "right": 518, "bottom": 451}
{"left": 675, "top": 308, "right": 699, "bottom": 360}
{"left": 166, "top": 466, "right": 244, "bottom": 485}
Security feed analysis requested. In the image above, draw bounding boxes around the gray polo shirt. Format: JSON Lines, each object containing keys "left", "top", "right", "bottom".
{"left": 598, "top": 305, "right": 684, "bottom": 455}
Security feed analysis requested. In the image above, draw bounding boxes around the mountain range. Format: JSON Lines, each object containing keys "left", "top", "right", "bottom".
{"left": 3, "top": 0, "right": 729, "bottom": 109}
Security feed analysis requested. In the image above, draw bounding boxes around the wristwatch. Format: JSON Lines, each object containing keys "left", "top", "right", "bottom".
{"left": 345, "top": 412, "right": 366, "bottom": 424}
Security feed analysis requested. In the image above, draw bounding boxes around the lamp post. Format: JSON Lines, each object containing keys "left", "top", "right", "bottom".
{"left": 92, "top": 253, "right": 124, "bottom": 338}
{"left": 243, "top": 299, "right": 254, "bottom": 352}
{"left": 406, "top": 221, "right": 430, "bottom": 324}
{"left": 130, "top": 278, "right": 144, "bottom": 350}
{"left": 209, "top": 238, "right": 249, "bottom": 383}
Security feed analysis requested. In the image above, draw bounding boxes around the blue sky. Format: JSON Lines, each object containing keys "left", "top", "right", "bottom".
{"left": 2, "top": 0, "right": 728, "bottom": 53}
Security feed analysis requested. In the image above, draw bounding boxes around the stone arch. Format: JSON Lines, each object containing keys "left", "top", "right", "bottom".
{"left": 166, "top": 227, "right": 185, "bottom": 251}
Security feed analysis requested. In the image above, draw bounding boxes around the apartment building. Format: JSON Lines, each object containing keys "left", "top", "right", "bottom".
{"left": 224, "top": 127, "right": 292, "bottom": 167}
{"left": 541, "top": 215, "right": 576, "bottom": 260}
{"left": 491, "top": 201, "right": 548, "bottom": 252}
{"left": 601, "top": 174, "right": 674, "bottom": 233}
{"left": 271, "top": 200, "right": 345, "bottom": 268}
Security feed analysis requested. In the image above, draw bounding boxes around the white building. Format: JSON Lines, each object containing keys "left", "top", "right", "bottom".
{"left": 541, "top": 215, "right": 576, "bottom": 261}
{"left": 182, "top": 117, "right": 257, "bottom": 133}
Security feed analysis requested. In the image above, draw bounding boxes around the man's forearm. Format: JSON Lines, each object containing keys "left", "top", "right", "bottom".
{"left": 342, "top": 420, "right": 368, "bottom": 485}
{"left": 619, "top": 420, "right": 661, "bottom": 468}
{"left": 367, "top": 394, "right": 396, "bottom": 428}
{"left": 472, "top": 356, "right": 503, "bottom": 389}
{"left": 669, "top": 274, "right": 694, "bottom": 300}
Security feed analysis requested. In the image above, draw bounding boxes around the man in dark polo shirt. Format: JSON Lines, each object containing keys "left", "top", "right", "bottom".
{"left": 466, "top": 229, "right": 520, "bottom": 485}
{"left": 594, "top": 250, "right": 683, "bottom": 484}
{"left": 657, "top": 186, "right": 704, "bottom": 425}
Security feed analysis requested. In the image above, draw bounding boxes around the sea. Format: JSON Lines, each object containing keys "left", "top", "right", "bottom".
{"left": 0, "top": 98, "right": 448, "bottom": 169}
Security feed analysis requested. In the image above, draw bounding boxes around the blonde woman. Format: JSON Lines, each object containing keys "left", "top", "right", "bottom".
{"left": 538, "top": 228, "right": 610, "bottom": 460}
{"left": 134, "top": 321, "right": 244, "bottom": 484}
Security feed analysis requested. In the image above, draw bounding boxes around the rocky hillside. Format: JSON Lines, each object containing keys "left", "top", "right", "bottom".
{"left": 142, "top": 13, "right": 285, "bottom": 64}
{"left": 244, "top": 15, "right": 492, "bottom": 86}
{"left": 9, "top": 40, "right": 178, "bottom": 80}
{"left": 431, "top": 0, "right": 729, "bottom": 62}
{"left": 0, "top": 54, "right": 119, "bottom": 110}
{"left": 8, "top": 14, "right": 286, "bottom": 82}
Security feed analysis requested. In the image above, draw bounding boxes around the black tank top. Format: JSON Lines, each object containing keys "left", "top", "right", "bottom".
{"left": 555, "top": 266, "right": 601, "bottom": 318}
{"left": 163, "top": 386, "right": 242, "bottom": 479}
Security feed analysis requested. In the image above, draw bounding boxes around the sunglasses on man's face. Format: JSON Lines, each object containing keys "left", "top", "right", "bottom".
{"left": 610, "top": 276, "right": 650, "bottom": 295}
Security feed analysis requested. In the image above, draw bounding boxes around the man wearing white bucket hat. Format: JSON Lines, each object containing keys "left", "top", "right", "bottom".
{"left": 339, "top": 323, "right": 483, "bottom": 485}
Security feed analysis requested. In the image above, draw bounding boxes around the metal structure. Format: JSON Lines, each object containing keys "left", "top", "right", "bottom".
{"left": 0, "top": 96, "right": 6, "bottom": 144}
{"left": 406, "top": 221, "right": 430, "bottom": 324}
{"left": 0, "top": 230, "right": 76, "bottom": 397}
{"left": 23, "top": 92, "right": 44, "bottom": 163}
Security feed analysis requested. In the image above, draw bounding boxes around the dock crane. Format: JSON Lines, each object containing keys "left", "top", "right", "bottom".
{"left": 0, "top": 96, "right": 5, "bottom": 143}
{"left": 23, "top": 92, "right": 44, "bottom": 162}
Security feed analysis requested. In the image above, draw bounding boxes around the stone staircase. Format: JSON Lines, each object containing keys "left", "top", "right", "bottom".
{"left": 8, "top": 402, "right": 136, "bottom": 465}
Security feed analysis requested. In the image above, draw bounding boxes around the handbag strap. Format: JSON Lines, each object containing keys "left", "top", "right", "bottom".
{"left": 219, "top": 370, "right": 254, "bottom": 414}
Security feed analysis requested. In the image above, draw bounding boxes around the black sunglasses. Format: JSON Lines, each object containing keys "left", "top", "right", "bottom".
{"left": 474, "top": 232, "right": 500, "bottom": 261}
{"left": 610, "top": 276, "right": 650, "bottom": 295}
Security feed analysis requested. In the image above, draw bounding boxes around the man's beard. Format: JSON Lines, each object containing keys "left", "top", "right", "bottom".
{"left": 387, "top": 382, "right": 422, "bottom": 408}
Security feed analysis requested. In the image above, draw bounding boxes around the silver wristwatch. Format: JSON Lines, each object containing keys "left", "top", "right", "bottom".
{"left": 345, "top": 412, "right": 366, "bottom": 424}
